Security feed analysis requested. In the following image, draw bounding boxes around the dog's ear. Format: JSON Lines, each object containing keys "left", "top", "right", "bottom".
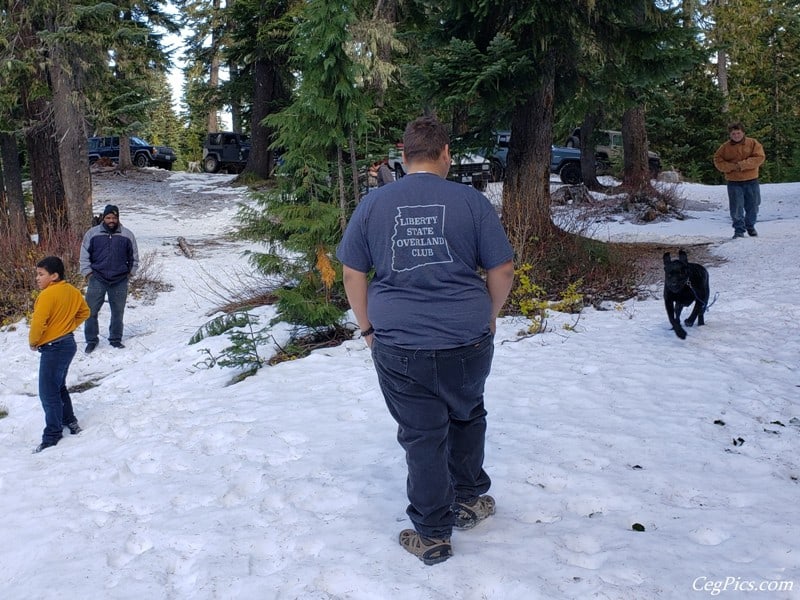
{"left": 663, "top": 252, "right": 672, "bottom": 266}
{"left": 678, "top": 250, "right": 689, "bottom": 264}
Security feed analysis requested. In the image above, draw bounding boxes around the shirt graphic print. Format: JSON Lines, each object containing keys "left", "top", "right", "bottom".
{"left": 391, "top": 204, "right": 453, "bottom": 272}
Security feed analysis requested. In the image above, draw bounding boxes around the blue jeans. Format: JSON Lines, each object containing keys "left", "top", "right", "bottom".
{"left": 38, "top": 334, "right": 78, "bottom": 444}
{"left": 84, "top": 276, "right": 128, "bottom": 344}
{"left": 727, "top": 179, "right": 761, "bottom": 234}
{"left": 371, "top": 334, "right": 494, "bottom": 539}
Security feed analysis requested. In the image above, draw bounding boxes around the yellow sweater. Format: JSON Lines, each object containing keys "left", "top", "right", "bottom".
{"left": 29, "top": 281, "right": 90, "bottom": 347}
{"left": 713, "top": 137, "right": 765, "bottom": 182}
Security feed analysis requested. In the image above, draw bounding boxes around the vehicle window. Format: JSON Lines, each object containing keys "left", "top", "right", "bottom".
{"left": 130, "top": 136, "right": 148, "bottom": 146}
{"left": 610, "top": 133, "right": 623, "bottom": 147}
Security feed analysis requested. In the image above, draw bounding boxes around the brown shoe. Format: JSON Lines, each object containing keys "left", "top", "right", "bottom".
{"left": 453, "top": 495, "right": 496, "bottom": 530}
{"left": 398, "top": 529, "right": 452, "bottom": 565}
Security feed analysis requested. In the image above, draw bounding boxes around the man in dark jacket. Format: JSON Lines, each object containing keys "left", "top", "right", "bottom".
{"left": 79, "top": 204, "right": 139, "bottom": 353}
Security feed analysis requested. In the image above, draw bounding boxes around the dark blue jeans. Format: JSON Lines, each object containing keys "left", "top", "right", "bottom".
{"left": 38, "top": 334, "right": 78, "bottom": 444}
{"left": 371, "top": 334, "right": 494, "bottom": 539}
{"left": 84, "top": 276, "right": 128, "bottom": 344}
{"left": 727, "top": 179, "right": 761, "bottom": 234}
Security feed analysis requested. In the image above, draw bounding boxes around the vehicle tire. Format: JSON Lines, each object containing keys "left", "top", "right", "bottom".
{"left": 648, "top": 160, "right": 661, "bottom": 179}
{"left": 559, "top": 162, "right": 582, "bottom": 185}
{"left": 489, "top": 159, "right": 504, "bottom": 182}
{"left": 474, "top": 179, "right": 488, "bottom": 192}
{"left": 565, "top": 136, "right": 580, "bottom": 148}
{"left": 164, "top": 163, "right": 173, "bottom": 171}
{"left": 394, "top": 164, "right": 405, "bottom": 180}
{"left": 203, "top": 155, "right": 220, "bottom": 173}
{"left": 134, "top": 153, "right": 150, "bottom": 168}
{"left": 595, "top": 154, "right": 611, "bottom": 176}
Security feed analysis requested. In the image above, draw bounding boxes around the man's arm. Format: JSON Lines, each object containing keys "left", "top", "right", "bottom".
{"left": 342, "top": 265, "right": 373, "bottom": 345}
{"left": 79, "top": 231, "right": 93, "bottom": 276}
{"left": 713, "top": 145, "right": 737, "bottom": 173}
{"left": 486, "top": 260, "right": 515, "bottom": 333}
{"left": 739, "top": 139, "right": 766, "bottom": 171}
{"left": 127, "top": 230, "right": 139, "bottom": 276}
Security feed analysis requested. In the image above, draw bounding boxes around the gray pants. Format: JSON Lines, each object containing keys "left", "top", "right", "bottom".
{"left": 84, "top": 276, "right": 129, "bottom": 344}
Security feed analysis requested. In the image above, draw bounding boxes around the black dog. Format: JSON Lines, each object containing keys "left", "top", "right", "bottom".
{"left": 663, "top": 250, "right": 710, "bottom": 340}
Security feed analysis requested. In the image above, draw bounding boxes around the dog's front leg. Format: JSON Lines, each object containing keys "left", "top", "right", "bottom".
{"left": 665, "top": 298, "right": 687, "bottom": 339}
{"left": 685, "top": 302, "right": 702, "bottom": 327}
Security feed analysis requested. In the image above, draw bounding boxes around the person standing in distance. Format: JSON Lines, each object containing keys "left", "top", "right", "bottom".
{"left": 80, "top": 204, "right": 139, "bottom": 352}
{"left": 337, "top": 116, "right": 515, "bottom": 565}
{"left": 713, "top": 122, "right": 765, "bottom": 239}
{"left": 29, "top": 256, "right": 90, "bottom": 453}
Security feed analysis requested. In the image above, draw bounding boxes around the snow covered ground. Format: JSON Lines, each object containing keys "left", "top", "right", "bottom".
{"left": 0, "top": 172, "right": 798, "bottom": 599}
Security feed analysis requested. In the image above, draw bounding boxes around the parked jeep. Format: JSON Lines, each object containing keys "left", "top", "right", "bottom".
{"left": 202, "top": 132, "right": 250, "bottom": 173}
{"left": 565, "top": 127, "right": 661, "bottom": 177}
{"left": 387, "top": 143, "right": 491, "bottom": 191}
{"left": 88, "top": 136, "right": 177, "bottom": 170}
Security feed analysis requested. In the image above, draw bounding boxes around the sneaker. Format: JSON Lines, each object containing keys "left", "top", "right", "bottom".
{"left": 398, "top": 529, "right": 452, "bottom": 565}
{"left": 747, "top": 228, "right": 758, "bottom": 237}
{"left": 110, "top": 341, "right": 125, "bottom": 349}
{"left": 33, "top": 440, "right": 58, "bottom": 454}
{"left": 453, "top": 495, "right": 496, "bottom": 530}
{"left": 66, "top": 421, "right": 82, "bottom": 435}
{"left": 732, "top": 232, "right": 745, "bottom": 239}
{"left": 85, "top": 342, "right": 97, "bottom": 354}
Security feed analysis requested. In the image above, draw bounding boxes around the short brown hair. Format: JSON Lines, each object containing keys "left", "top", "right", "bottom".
{"left": 403, "top": 116, "right": 449, "bottom": 164}
{"left": 728, "top": 122, "right": 744, "bottom": 132}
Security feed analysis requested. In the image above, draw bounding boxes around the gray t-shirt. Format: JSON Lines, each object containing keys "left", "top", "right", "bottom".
{"left": 337, "top": 172, "right": 513, "bottom": 349}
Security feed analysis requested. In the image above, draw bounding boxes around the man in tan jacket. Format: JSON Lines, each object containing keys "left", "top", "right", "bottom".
{"left": 713, "top": 122, "right": 765, "bottom": 238}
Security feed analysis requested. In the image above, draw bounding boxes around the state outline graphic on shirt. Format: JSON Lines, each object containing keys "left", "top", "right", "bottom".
{"left": 391, "top": 204, "right": 453, "bottom": 272}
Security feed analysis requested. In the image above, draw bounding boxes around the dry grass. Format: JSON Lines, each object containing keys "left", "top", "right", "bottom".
{"left": 129, "top": 250, "right": 174, "bottom": 304}
{"left": 0, "top": 221, "right": 83, "bottom": 326}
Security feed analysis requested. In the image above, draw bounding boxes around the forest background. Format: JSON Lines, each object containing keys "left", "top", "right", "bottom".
{"left": 1, "top": 0, "right": 799, "bottom": 341}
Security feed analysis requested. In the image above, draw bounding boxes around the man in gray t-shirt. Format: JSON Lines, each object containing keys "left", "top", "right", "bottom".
{"left": 337, "top": 116, "right": 514, "bottom": 565}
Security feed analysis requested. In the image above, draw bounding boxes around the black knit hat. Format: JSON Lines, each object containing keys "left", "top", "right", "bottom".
{"left": 103, "top": 204, "right": 119, "bottom": 217}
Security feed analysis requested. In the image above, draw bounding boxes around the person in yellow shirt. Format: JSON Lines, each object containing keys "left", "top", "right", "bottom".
{"left": 713, "top": 122, "right": 765, "bottom": 239}
{"left": 29, "top": 256, "right": 90, "bottom": 453}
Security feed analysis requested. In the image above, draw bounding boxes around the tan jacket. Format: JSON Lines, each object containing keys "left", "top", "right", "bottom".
{"left": 713, "top": 137, "right": 765, "bottom": 182}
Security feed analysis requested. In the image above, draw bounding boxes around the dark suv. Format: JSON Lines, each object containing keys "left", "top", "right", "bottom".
{"left": 490, "top": 130, "right": 583, "bottom": 184}
{"left": 88, "top": 136, "right": 177, "bottom": 170}
{"left": 202, "top": 132, "right": 251, "bottom": 173}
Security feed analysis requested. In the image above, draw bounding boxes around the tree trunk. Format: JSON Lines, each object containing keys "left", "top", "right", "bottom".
{"left": 26, "top": 119, "right": 69, "bottom": 246}
{"left": 717, "top": 48, "right": 729, "bottom": 111}
{"left": 337, "top": 145, "right": 347, "bottom": 234}
{"left": 229, "top": 61, "right": 242, "bottom": 132}
{"left": 207, "top": 0, "right": 222, "bottom": 133}
{"left": 349, "top": 132, "right": 359, "bottom": 206}
{"left": 118, "top": 134, "right": 133, "bottom": 171}
{"left": 370, "top": 0, "right": 399, "bottom": 107}
{"left": 579, "top": 109, "right": 604, "bottom": 191}
{"left": 49, "top": 45, "right": 93, "bottom": 235}
{"left": 502, "top": 61, "right": 557, "bottom": 263}
{"left": 243, "top": 58, "right": 276, "bottom": 180}
{"left": 621, "top": 106, "right": 650, "bottom": 189}
{"left": 0, "top": 132, "right": 26, "bottom": 234}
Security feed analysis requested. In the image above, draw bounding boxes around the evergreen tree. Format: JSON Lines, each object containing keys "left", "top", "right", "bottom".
{"left": 237, "top": 0, "right": 373, "bottom": 329}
